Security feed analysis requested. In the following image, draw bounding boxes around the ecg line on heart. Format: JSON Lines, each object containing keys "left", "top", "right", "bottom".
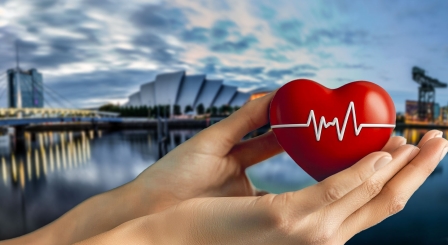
{"left": 271, "top": 101, "right": 395, "bottom": 141}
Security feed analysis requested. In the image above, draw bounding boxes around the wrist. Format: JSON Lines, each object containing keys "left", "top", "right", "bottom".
{"left": 0, "top": 228, "right": 55, "bottom": 245}
{"left": 18, "top": 181, "right": 155, "bottom": 245}
{"left": 74, "top": 215, "right": 159, "bottom": 245}
{"left": 130, "top": 177, "right": 180, "bottom": 215}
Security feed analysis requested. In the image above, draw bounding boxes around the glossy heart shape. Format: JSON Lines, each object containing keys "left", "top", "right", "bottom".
{"left": 269, "top": 79, "right": 395, "bottom": 181}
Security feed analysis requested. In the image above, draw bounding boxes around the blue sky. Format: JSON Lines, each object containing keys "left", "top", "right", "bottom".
{"left": 0, "top": 0, "right": 447, "bottom": 111}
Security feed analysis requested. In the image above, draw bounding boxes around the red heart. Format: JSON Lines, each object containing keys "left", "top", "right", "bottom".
{"left": 269, "top": 79, "right": 395, "bottom": 181}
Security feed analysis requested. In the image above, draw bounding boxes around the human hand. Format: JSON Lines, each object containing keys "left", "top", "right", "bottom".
{"left": 131, "top": 91, "right": 285, "bottom": 214}
{"left": 0, "top": 93, "right": 284, "bottom": 245}
{"left": 78, "top": 130, "right": 447, "bottom": 245}
{"left": 130, "top": 89, "right": 443, "bottom": 217}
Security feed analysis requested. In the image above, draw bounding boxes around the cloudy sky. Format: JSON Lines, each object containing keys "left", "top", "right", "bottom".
{"left": 0, "top": 0, "right": 447, "bottom": 110}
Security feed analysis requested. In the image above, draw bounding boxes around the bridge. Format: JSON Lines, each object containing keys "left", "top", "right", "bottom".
{"left": 0, "top": 106, "right": 122, "bottom": 143}
{"left": 0, "top": 106, "right": 120, "bottom": 140}
{"left": 0, "top": 107, "right": 119, "bottom": 118}
{"left": 0, "top": 115, "right": 120, "bottom": 126}
{"left": 0, "top": 70, "right": 118, "bottom": 119}
{"left": 0, "top": 68, "right": 216, "bottom": 155}
{"left": 0, "top": 69, "right": 125, "bottom": 150}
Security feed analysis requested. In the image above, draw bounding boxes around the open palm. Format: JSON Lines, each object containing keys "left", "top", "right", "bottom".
{"left": 132, "top": 91, "right": 413, "bottom": 215}
{"left": 75, "top": 93, "right": 447, "bottom": 245}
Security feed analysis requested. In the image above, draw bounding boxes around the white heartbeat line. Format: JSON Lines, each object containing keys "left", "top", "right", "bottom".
{"left": 271, "top": 101, "right": 395, "bottom": 141}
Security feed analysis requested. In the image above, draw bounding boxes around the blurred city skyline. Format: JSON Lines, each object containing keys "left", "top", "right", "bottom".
{"left": 0, "top": 0, "right": 447, "bottom": 111}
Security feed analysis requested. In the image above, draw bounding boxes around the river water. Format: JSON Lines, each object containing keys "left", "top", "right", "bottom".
{"left": 0, "top": 129, "right": 447, "bottom": 244}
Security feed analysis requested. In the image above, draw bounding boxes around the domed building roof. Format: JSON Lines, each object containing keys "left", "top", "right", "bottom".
{"left": 125, "top": 71, "right": 253, "bottom": 113}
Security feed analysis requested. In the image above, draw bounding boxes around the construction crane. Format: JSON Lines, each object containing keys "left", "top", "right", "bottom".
{"left": 412, "top": 66, "right": 447, "bottom": 121}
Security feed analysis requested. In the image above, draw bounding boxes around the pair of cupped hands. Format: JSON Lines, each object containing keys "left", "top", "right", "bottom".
{"left": 79, "top": 92, "right": 447, "bottom": 244}
{"left": 4, "top": 91, "right": 447, "bottom": 245}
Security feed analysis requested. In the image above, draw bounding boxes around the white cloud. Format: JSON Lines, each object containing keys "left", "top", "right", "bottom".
{"left": 0, "top": 0, "right": 447, "bottom": 108}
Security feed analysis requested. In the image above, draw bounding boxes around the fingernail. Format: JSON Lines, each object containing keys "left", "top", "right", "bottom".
{"left": 408, "top": 146, "right": 420, "bottom": 160}
{"left": 374, "top": 156, "right": 393, "bottom": 171}
{"left": 439, "top": 147, "right": 448, "bottom": 161}
{"left": 435, "top": 131, "right": 443, "bottom": 138}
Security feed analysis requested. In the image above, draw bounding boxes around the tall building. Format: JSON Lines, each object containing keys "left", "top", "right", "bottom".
{"left": 6, "top": 68, "right": 44, "bottom": 108}
{"left": 125, "top": 71, "right": 252, "bottom": 113}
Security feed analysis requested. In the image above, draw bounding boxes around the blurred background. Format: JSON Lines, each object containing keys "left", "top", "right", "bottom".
{"left": 0, "top": 0, "right": 448, "bottom": 244}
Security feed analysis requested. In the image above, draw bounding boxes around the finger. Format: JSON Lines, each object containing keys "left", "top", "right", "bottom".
{"left": 340, "top": 137, "right": 447, "bottom": 241}
{"left": 291, "top": 151, "right": 393, "bottom": 214}
{"left": 192, "top": 91, "right": 277, "bottom": 156}
{"left": 325, "top": 144, "right": 418, "bottom": 223}
{"left": 255, "top": 189, "right": 270, "bottom": 196}
{"left": 381, "top": 136, "right": 406, "bottom": 153}
{"left": 227, "top": 131, "right": 284, "bottom": 169}
{"left": 416, "top": 129, "right": 443, "bottom": 148}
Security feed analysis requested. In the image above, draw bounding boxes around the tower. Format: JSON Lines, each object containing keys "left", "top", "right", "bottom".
{"left": 7, "top": 68, "right": 44, "bottom": 108}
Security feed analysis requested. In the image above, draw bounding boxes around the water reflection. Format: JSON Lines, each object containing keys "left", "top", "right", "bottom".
{"left": 0, "top": 128, "right": 447, "bottom": 244}
{"left": 0, "top": 131, "right": 92, "bottom": 190}
{"left": 397, "top": 128, "right": 448, "bottom": 145}
{"left": 394, "top": 128, "right": 444, "bottom": 177}
{"left": 0, "top": 129, "right": 199, "bottom": 240}
{"left": 246, "top": 128, "right": 446, "bottom": 193}
{"left": 2, "top": 157, "right": 7, "bottom": 185}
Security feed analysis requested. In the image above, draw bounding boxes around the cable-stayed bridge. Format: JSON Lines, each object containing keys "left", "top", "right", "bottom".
{"left": 0, "top": 70, "right": 124, "bottom": 151}
{"left": 0, "top": 70, "right": 119, "bottom": 120}
{"left": 0, "top": 69, "right": 214, "bottom": 156}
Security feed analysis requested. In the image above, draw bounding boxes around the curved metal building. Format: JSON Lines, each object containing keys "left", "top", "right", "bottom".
{"left": 194, "top": 79, "right": 222, "bottom": 109}
{"left": 126, "top": 71, "right": 253, "bottom": 113}
{"left": 176, "top": 74, "right": 205, "bottom": 110}
{"left": 139, "top": 81, "right": 155, "bottom": 106}
{"left": 128, "top": 91, "right": 141, "bottom": 106}
{"left": 212, "top": 85, "right": 237, "bottom": 107}
{"left": 230, "top": 92, "right": 251, "bottom": 107}
{"left": 153, "top": 71, "right": 185, "bottom": 106}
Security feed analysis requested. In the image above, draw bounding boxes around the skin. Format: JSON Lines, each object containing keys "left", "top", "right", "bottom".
{"left": 2, "top": 92, "right": 447, "bottom": 245}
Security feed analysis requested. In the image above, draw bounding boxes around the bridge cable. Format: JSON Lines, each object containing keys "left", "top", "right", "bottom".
{"left": 0, "top": 74, "right": 9, "bottom": 93}
{"left": 0, "top": 81, "right": 6, "bottom": 90}
{"left": 40, "top": 83, "right": 78, "bottom": 108}
{"left": 24, "top": 76, "right": 66, "bottom": 109}
{"left": 37, "top": 83, "right": 70, "bottom": 108}
{"left": 0, "top": 72, "right": 77, "bottom": 109}
{"left": 20, "top": 75, "right": 57, "bottom": 109}
{"left": 0, "top": 74, "right": 7, "bottom": 83}
{"left": 0, "top": 78, "right": 8, "bottom": 99}
{"left": 33, "top": 82, "right": 59, "bottom": 109}
{"left": 0, "top": 71, "right": 59, "bottom": 109}
{"left": 0, "top": 83, "right": 8, "bottom": 101}
{"left": 0, "top": 76, "right": 8, "bottom": 106}
{"left": 28, "top": 79, "right": 74, "bottom": 108}
{"left": 0, "top": 77, "right": 8, "bottom": 93}
{"left": 0, "top": 73, "right": 59, "bottom": 110}
{"left": 0, "top": 76, "right": 8, "bottom": 91}
{"left": 0, "top": 72, "right": 77, "bottom": 110}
